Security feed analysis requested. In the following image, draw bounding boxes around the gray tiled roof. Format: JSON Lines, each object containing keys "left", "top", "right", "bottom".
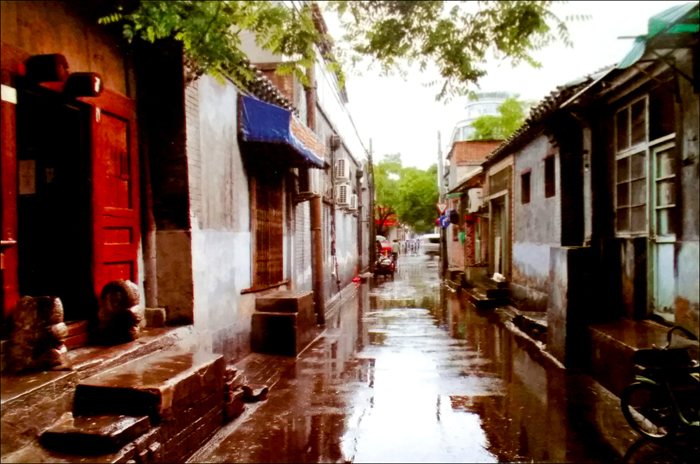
{"left": 483, "top": 65, "right": 615, "bottom": 166}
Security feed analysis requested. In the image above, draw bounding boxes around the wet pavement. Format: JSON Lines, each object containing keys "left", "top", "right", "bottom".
{"left": 190, "top": 256, "right": 699, "bottom": 463}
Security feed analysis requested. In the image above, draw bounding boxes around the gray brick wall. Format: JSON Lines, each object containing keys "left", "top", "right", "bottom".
{"left": 185, "top": 80, "right": 202, "bottom": 229}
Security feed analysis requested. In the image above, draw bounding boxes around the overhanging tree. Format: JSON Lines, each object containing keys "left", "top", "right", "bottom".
{"left": 99, "top": 1, "right": 584, "bottom": 101}
{"left": 469, "top": 97, "right": 532, "bottom": 140}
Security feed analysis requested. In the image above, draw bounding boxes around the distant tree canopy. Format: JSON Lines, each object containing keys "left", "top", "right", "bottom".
{"left": 374, "top": 154, "right": 438, "bottom": 235}
{"left": 469, "top": 97, "right": 531, "bottom": 140}
{"left": 100, "top": 1, "right": 584, "bottom": 101}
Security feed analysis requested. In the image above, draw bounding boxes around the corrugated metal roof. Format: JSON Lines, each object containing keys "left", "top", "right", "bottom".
{"left": 618, "top": 2, "right": 699, "bottom": 69}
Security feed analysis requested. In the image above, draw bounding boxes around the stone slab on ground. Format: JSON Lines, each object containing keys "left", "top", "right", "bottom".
{"left": 74, "top": 350, "right": 224, "bottom": 421}
{"left": 40, "top": 413, "right": 150, "bottom": 455}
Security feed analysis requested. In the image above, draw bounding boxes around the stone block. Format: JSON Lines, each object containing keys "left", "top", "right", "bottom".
{"left": 255, "top": 291, "right": 314, "bottom": 313}
{"left": 74, "top": 350, "right": 224, "bottom": 421}
{"left": 251, "top": 297, "right": 316, "bottom": 357}
{"left": 40, "top": 412, "right": 150, "bottom": 455}
{"left": 112, "top": 443, "right": 137, "bottom": 464}
{"left": 547, "top": 246, "right": 591, "bottom": 366}
{"left": 223, "top": 388, "right": 246, "bottom": 422}
{"left": 144, "top": 308, "right": 166, "bottom": 328}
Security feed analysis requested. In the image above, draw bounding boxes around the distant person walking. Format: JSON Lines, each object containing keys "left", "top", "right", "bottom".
{"left": 391, "top": 239, "right": 400, "bottom": 261}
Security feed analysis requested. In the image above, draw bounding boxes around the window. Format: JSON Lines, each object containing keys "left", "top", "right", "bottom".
{"left": 544, "top": 156, "right": 555, "bottom": 198}
{"left": 649, "top": 86, "right": 676, "bottom": 141}
{"left": 521, "top": 171, "right": 531, "bottom": 204}
{"left": 616, "top": 151, "right": 647, "bottom": 232}
{"left": 614, "top": 96, "right": 649, "bottom": 235}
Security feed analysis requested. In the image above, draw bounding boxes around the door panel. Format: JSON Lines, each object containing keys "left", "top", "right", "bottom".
{"left": 651, "top": 142, "right": 676, "bottom": 322}
{"left": 89, "top": 91, "right": 139, "bottom": 298}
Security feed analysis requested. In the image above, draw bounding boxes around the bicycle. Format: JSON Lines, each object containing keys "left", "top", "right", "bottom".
{"left": 621, "top": 326, "right": 699, "bottom": 440}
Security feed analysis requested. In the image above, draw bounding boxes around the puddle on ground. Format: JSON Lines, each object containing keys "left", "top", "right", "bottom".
{"left": 193, "top": 256, "right": 699, "bottom": 464}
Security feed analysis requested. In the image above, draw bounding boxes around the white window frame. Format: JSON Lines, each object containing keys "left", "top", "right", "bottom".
{"left": 613, "top": 94, "right": 676, "bottom": 238}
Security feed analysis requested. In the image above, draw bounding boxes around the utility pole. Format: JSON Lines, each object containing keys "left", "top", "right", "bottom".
{"left": 437, "top": 131, "right": 447, "bottom": 279}
{"left": 368, "top": 139, "right": 376, "bottom": 273}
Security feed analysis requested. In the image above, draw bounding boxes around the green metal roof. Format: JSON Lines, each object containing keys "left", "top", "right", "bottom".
{"left": 618, "top": 2, "right": 699, "bottom": 69}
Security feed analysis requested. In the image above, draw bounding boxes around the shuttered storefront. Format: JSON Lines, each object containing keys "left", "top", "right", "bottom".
{"left": 251, "top": 172, "right": 284, "bottom": 288}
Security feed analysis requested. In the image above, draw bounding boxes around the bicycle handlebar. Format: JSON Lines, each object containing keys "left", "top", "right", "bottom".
{"left": 664, "top": 326, "right": 699, "bottom": 350}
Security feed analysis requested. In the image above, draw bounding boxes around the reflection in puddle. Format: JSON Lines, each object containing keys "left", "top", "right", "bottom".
{"left": 195, "top": 256, "right": 698, "bottom": 464}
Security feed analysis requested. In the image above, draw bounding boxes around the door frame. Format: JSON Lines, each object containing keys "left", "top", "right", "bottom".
{"left": 648, "top": 139, "right": 677, "bottom": 322}
{"left": 83, "top": 89, "right": 140, "bottom": 299}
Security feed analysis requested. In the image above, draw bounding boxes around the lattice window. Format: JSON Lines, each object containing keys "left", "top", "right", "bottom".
{"left": 615, "top": 97, "right": 648, "bottom": 235}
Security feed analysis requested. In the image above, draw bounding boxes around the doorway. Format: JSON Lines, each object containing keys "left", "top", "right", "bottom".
{"left": 16, "top": 88, "right": 94, "bottom": 322}
{"left": 490, "top": 195, "right": 508, "bottom": 277}
{"left": 650, "top": 141, "right": 677, "bottom": 323}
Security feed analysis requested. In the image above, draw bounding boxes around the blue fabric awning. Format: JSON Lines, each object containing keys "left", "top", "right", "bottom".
{"left": 239, "top": 95, "right": 325, "bottom": 168}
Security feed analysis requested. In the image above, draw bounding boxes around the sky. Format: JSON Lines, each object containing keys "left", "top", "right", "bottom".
{"left": 325, "top": 1, "right": 690, "bottom": 169}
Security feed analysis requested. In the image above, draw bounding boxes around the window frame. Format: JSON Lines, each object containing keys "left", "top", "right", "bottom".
{"left": 544, "top": 155, "right": 555, "bottom": 198}
{"left": 521, "top": 170, "right": 531, "bottom": 204}
{"left": 613, "top": 93, "right": 676, "bottom": 238}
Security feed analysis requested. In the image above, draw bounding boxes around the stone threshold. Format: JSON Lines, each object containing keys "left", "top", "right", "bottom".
{"left": 494, "top": 304, "right": 565, "bottom": 370}
{"left": 1, "top": 325, "right": 195, "bottom": 413}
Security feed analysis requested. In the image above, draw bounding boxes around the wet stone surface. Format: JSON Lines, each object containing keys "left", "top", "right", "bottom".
{"left": 192, "top": 256, "right": 699, "bottom": 463}
{"left": 40, "top": 413, "right": 150, "bottom": 455}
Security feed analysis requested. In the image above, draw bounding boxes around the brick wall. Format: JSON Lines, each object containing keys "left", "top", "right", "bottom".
{"left": 185, "top": 81, "right": 202, "bottom": 229}
{"left": 260, "top": 69, "right": 295, "bottom": 104}
{"left": 449, "top": 141, "right": 502, "bottom": 165}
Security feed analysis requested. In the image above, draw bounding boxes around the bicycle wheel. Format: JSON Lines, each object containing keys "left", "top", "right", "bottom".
{"left": 621, "top": 382, "right": 678, "bottom": 440}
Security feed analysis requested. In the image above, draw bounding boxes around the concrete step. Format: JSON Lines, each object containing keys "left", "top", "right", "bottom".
{"left": 255, "top": 291, "right": 313, "bottom": 313}
{"left": 473, "top": 277, "right": 510, "bottom": 298}
{"left": 464, "top": 287, "right": 510, "bottom": 310}
{"left": 40, "top": 413, "right": 150, "bottom": 455}
{"left": 74, "top": 350, "right": 224, "bottom": 422}
{"left": 476, "top": 277, "right": 509, "bottom": 290}
{"left": 251, "top": 310, "right": 317, "bottom": 357}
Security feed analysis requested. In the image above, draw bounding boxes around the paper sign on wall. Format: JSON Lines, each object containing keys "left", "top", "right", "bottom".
{"left": 19, "top": 160, "right": 36, "bottom": 195}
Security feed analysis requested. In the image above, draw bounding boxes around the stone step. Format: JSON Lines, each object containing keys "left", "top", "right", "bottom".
{"left": 74, "top": 350, "right": 224, "bottom": 422}
{"left": 464, "top": 287, "right": 510, "bottom": 310}
{"left": 255, "top": 291, "right": 314, "bottom": 313}
{"left": 476, "top": 277, "right": 509, "bottom": 290}
{"left": 251, "top": 310, "right": 316, "bottom": 357}
{"left": 40, "top": 412, "right": 150, "bottom": 455}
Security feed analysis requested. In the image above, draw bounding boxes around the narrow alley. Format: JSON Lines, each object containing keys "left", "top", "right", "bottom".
{"left": 190, "top": 257, "right": 699, "bottom": 464}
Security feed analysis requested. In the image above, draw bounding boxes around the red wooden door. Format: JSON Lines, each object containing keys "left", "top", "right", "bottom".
{"left": 87, "top": 90, "right": 139, "bottom": 297}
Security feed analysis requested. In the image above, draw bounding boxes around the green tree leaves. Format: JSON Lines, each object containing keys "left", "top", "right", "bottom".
{"left": 327, "top": 1, "right": 578, "bottom": 101}
{"left": 100, "top": 1, "right": 579, "bottom": 101}
{"left": 99, "top": 1, "right": 327, "bottom": 88}
{"left": 374, "top": 154, "right": 438, "bottom": 235}
{"left": 469, "top": 97, "right": 530, "bottom": 140}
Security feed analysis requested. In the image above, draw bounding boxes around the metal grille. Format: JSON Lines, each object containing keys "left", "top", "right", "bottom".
{"left": 252, "top": 172, "right": 284, "bottom": 287}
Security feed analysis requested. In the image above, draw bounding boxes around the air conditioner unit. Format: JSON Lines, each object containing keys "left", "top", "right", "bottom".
{"left": 335, "top": 183, "right": 350, "bottom": 207}
{"left": 348, "top": 194, "right": 358, "bottom": 211}
{"left": 298, "top": 167, "right": 322, "bottom": 196}
{"left": 335, "top": 157, "right": 350, "bottom": 182}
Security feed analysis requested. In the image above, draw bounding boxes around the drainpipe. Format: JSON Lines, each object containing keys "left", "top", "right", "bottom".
{"left": 437, "top": 131, "right": 447, "bottom": 279}
{"left": 307, "top": 66, "right": 325, "bottom": 325}
{"left": 140, "top": 112, "right": 158, "bottom": 309}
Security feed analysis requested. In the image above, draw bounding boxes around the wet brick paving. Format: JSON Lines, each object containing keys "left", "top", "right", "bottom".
{"left": 190, "top": 256, "right": 699, "bottom": 463}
